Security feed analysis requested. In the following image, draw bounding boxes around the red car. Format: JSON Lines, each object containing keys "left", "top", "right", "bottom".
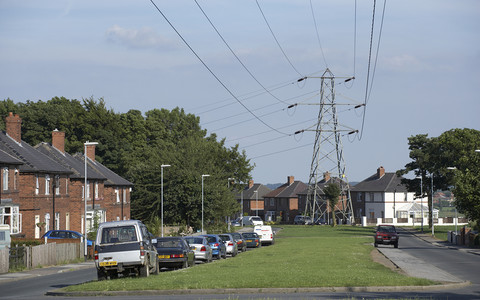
{"left": 374, "top": 225, "right": 399, "bottom": 248}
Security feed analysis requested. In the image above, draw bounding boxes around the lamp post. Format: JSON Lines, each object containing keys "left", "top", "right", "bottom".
{"left": 254, "top": 190, "right": 258, "bottom": 217}
{"left": 84, "top": 141, "right": 98, "bottom": 261}
{"left": 416, "top": 175, "right": 423, "bottom": 233}
{"left": 447, "top": 167, "right": 458, "bottom": 233}
{"left": 227, "top": 178, "right": 235, "bottom": 231}
{"left": 430, "top": 173, "right": 434, "bottom": 237}
{"left": 161, "top": 164, "right": 171, "bottom": 237}
{"left": 201, "top": 174, "right": 210, "bottom": 234}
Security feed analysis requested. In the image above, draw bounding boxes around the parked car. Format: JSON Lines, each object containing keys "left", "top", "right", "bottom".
{"left": 230, "top": 218, "right": 241, "bottom": 227}
{"left": 229, "top": 232, "right": 247, "bottom": 252}
{"left": 94, "top": 220, "right": 159, "bottom": 280}
{"left": 155, "top": 236, "right": 195, "bottom": 269}
{"left": 202, "top": 234, "right": 227, "bottom": 259}
{"left": 0, "top": 224, "right": 11, "bottom": 250}
{"left": 294, "top": 215, "right": 312, "bottom": 225}
{"left": 42, "top": 230, "right": 93, "bottom": 246}
{"left": 184, "top": 236, "right": 213, "bottom": 263}
{"left": 254, "top": 225, "right": 275, "bottom": 245}
{"left": 249, "top": 216, "right": 264, "bottom": 226}
{"left": 241, "top": 232, "right": 261, "bottom": 248}
{"left": 219, "top": 233, "right": 238, "bottom": 257}
{"left": 374, "top": 224, "right": 399, "bottom": 248}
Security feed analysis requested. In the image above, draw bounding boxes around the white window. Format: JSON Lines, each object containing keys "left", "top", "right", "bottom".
{"left": 95, "top": 181, "right": 99, "bottom": 199}
{"left": 55, "top": 175, "right": 60, "bottom": 195}
{"left": 1, "top": 206, "right": 22, "bottom": 234}
{"left": 270, "top": 198, "right": 274, "bottom": 206}
{"left": 115, "top": 188, "right": 120, "bottom": 203}
{"left": 3, "top": 167, "right": 8, "bottom": 190}
{"left": 35, "top": 215, "right": 40, "bottom": 238}
{"left": 44, "top": 213, "right": 50, "bottom": 232}
{"left": 14, "top": 168, "right": 18, "bottom": 190}
{"left": 123, "top": 188, "right": 127, "bottom": 203}
{"left": 45, "top": 174, "right": 50, "bottom": 195}
{"left": 86, "top": 180, "right": 90, "bottom": 200}
{"left": 35, "top": 175, "right": 39, "bottom": 195}
{"left": 55, "top": 212, "right": 60, "bottom": 230}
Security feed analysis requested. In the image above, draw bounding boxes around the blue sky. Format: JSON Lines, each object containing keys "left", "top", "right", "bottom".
{"left": 1, "top": 1, "right": 479, "bottom": 185}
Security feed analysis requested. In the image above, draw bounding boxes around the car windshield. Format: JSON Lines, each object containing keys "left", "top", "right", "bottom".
{"left": 219, "top": 235, "right": 231, "bottom": 241}
{"left": 378, "top": 226, "right": 396, "bottom": 233}
{"left": 204, "top": 236, "right": 216, "bottom": 243}
{"left": 251, "top": 217, "right": 261, "bottom": 221}
{"left": 185, "top": 237, "right": 204, "bottom": 244}
{"left": 101, "top": 226, "right": 137, "bottom": 244}
{"left": 242, "top": 233, "right": 255, "bottom": 238}
{"left": 156, "top": 239, "right": 182, "bottom": 248}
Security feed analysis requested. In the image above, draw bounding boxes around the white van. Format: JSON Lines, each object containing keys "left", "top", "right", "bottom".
{"left": 253, "top": 225, "right": 275, "bottom": 245}
{"left": 95, "top": 220, "right": 158, "bottom": 280}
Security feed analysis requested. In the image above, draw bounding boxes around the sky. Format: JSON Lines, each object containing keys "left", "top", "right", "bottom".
{"left": 1, "top": 1, "right": 479, "bottom": 185}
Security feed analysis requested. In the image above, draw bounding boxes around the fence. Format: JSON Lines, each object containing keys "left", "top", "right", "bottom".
{"left": 2, "top": 242, "right": 83, "bottom": 273}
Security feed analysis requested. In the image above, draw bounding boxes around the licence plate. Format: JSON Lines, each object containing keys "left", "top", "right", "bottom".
{"left": 158, "top": 255, "right": 170, "bottom": 259}
{"left": 99, "top": 261, "right": 117, "bottom": 267}
{"left": 247, "top": 240, "right": 253, "bottom": 242}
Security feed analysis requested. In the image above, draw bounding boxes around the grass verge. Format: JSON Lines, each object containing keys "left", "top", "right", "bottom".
{"left": 64, "top": 225, "right": 434, "bottom": 292}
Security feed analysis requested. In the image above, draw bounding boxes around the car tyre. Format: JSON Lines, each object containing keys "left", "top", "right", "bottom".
{"left": 182, "top": 260, "right": 188, "bottom": 269}
{"left": 222, "top": 251, "right": 227, "bottom": 259}
{"left": 374, "top": 242, "right": 378, "bottom": 247}
{"left": 153, "top": 259, "right": 160, "bottom": 275}
{"left": 394, "top": 242, "right": 398, "bottom": 248}
{"left": 97, "top": 269, "right": 107, "bottom": 281}
{"left": 139, "top": 263, "right": 150, "bottom": 278}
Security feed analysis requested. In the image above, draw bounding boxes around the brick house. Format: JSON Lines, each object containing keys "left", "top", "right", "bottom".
{"left": 263, "top": 176, "right": 308, "bottom": 224}
{"left": 235, "top": 180, "right": 271, "bottom": 220}
{"left": 0, "top": 149, "right": 24, "bottom": 235}
{"left": 297, "top": 172, "right": 351, "bottom": 224}
{"left": 0, "top": 113, "right": 73, "bottom": 238}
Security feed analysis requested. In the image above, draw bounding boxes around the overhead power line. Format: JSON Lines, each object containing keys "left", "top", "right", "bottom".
{"left": 149, "top": 0, "right": 291, "bottom": 136}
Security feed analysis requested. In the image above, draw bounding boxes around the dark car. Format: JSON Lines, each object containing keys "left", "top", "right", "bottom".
{"left": 42, "top": 230, "right": 93, "bottom": 246}
{"left": 374, "top": 225, "right": 399, "bottom": 248}
{"left": 241, "top": 232, "right": 261, "bottom": 248}
{"left": 155, "top": 237, "right": 195, "bottom": 269}
{"left": 229, "top": 232, "right": 247, "bottom": 252}
{"left": 202, "top": 234, "right": 227, "bottom": 259}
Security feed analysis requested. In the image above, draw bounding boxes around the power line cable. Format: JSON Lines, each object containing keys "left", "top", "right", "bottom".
{"left": 255, "top": 0, "right": 303, "bottom": 77}
{"left": 194, "top": 0, "right": 290, "bottom": 105}
{"left": 149, "top": 0, "right": 291, "bottom": 136}
{"left": 309, "top": 0, "right": 328, "bottom": 69}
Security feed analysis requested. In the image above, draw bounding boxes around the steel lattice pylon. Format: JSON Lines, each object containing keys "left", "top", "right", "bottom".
{"left": 304, "top": 68, "right": 355, "bottom": 224}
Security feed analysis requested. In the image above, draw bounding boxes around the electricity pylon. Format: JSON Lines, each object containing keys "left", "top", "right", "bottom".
{"left": 301, "top": 68, "right": 355, "bottom": 224}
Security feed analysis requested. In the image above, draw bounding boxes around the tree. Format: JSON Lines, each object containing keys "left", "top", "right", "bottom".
{"left": 324, "top": 183, "right": 341, "bottom": 227}
{"left": 398, "top": 129, "right": 480, "bottom": 227}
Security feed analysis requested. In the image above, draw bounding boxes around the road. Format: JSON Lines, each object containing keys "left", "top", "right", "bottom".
{"left": 1, "top": 229, "right": 478, "bottom": 299}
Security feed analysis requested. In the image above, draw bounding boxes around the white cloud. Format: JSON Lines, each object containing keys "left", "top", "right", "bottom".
{"left": 105, "top": 25, "right": 179, "bottom": 51}
{"left": 381, "top": 54, "right": 430, "bottom": 72}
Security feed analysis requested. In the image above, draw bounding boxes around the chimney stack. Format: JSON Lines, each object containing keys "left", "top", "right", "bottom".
{"left": 86, "top": 144, "right": 96, "bottom": 162}
{"left": 323, "top": 171, "right": 330, "bottom": 182}
{"left": 52, "top": 129, "right": 65, "bottom": 153}
{"left": 248, "top": 179, "right": 254, "bottom": 189}
{"left": 377, "top": 166, "right": 385, "bottom": 178}
{"left": 5, "top": 112, "right": 22, "bottom": 143}
{"left": 287, "top": 176, "right": 294, "bottom": 185}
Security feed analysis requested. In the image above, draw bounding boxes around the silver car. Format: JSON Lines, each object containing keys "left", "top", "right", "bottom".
{"left": 219, "top": 233, "right": 238, "bottom": 257}
{"left": 184, "top": 236, "right": 213, "bottom": 263}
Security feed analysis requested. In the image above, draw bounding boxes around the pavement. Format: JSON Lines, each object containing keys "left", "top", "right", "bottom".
{"left": 0, "top": 227, "right": 477, "bottom": 296}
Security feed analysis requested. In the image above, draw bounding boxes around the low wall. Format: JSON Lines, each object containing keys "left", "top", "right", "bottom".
{"left": 0, "top": 248, "right": 8, "bottom": 273}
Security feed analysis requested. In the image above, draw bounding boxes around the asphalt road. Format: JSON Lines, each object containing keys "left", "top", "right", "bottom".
{"left": 1, "top": 229, "right": 478, "bottom": 299}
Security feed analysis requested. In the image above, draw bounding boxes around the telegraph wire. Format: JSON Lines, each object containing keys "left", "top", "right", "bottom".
{"left": 255, "top": 0, "right": 304, "bottom": 77}
{"left": 309, "top": 0, "right": 328, "bottom": 69}
{"left": 149, "top": 0, "right": 291, "bottom": 136}
{"left": 194, "top": 0, "right": 290, "bottom": 105}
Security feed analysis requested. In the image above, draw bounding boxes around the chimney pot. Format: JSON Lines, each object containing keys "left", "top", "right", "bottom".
{"left": 248, "top": 179, "right": 254, "bottom": 189}
{"left": 377, "top": 166, "right": 385, "bottom": 178}
{"left": 323, "top": 172, "right": 330, "bottom": 182}
{"left": 52, "top": 129, "right": 65, "bottom": 153}
{"left": 5, "top": 112, "right": 22, "bottom": 143}
{"left": 287, "top": 176, "right": 294, "bottom": 185}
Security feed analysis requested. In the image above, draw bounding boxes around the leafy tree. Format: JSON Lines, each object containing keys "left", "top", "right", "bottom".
{"left": 324, "top": 183, "right": 341, "bottom": 227}
{"left": 398, "top": 129, "right": 480, "bottom": 227}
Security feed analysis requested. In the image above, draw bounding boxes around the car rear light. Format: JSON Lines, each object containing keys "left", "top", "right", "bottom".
{"left": 228, "top": 242, "right": 234, "bottom": 246}
{"left": 171, "top": 254, "right": 184, "bottom": 258}
{"left": 140, "top": 245, "right": 145, "bottom": 256}
{"left": 94, "top": 250, "right": 98, "bottom": 261}
{"left": 214, "top": 243, "right": 219, "bottom": 247}
{"left": 200, "top": 246, "right": 206, "bottom": 252}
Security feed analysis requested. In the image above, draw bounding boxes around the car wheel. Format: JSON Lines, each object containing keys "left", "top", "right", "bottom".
{"left": 153, "top": 259, "right": 160, "bottom": 275}
{"left": 222, "top": 251, "right": 227, "bottom": 259}
{"left": 374, "top": 242, "right": 378, "bottom": 247}
{"left": 139, "top": 263, "right": 150, "bottom": 277}
{"left": 394, "top": 242, "right": 399, "bottom": 248}
{"left": 97, "top": 269, "right": 107, "bottom": 281}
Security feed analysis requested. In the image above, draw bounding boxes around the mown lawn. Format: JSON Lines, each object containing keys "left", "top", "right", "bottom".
{"left": 64, "top": 225, "right": 434, "bottom": 291}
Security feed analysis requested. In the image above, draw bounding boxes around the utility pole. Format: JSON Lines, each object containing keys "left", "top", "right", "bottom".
{"left": 298, "top": 69, "right": 356, "bottom": 224}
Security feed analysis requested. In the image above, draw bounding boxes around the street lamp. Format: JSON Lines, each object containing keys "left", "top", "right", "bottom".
{"left": 84, "top": 141, "right": 98, "bottom": 261}
{"left": 161, "top": 164, "right": 171, "bottom": 237}
{"left": 201, "top": 174, "right": 210, "bottom": 234}
{"left": 416, "top": 175, "right": 423, "bottom": 233}
{"left": 254, "top": 190, "right": 258, "bottom": 217}
{"left": 430, "top": 173, "right": 434, "bottom": 237}
{"left": 447, "top": 167, "right": 458, "bottom": 233}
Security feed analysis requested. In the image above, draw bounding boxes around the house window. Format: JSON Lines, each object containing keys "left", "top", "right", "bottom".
{"left": 3, "top": 167, "right": 8, "bottom": 190}
{"left": 55, "top": 176, "right": 60, "bottom": 195}
{"left": 123, "top": 188, "right": 127, "bottom": 203}
{"left": 95, "top": 181, "right": 99, "bottom": 199}
{"left": 65, "top": 177, "right": 68, "bottom": 195}
{"left": 44, "top": 213, "right": 50, "bottom": 232}
{"left": 45, "top": 175, "right": 50, "bottom": 195}
{"left": 55, "top": 212, "right": 60, "bottom": 230}
{"left": 1, "top": 206, "right": 22, "bottom": 234}
{"left": 115, "top": 188, "right": 120, "bottom": 203}
{"left": 86, "top": 180, "right": 90, "bottom": 200}
{"left": 270, "top": 198, "right": 274, "bottom": 206}
{"left": 14, "top": 168, "right": 18, "bottom": 190}
{"left": 404, "top": 192, "right": 408, "bottom": 202}
{"left": 369, "top": 192, "right": 374, "bottom": 201}
{"left": 35, "top": 175, "right": 39, "bottom": 195}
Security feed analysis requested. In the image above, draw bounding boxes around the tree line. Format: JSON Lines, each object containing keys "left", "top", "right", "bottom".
{"left": 0, "top": 97, "right": 253, "bottom": 231}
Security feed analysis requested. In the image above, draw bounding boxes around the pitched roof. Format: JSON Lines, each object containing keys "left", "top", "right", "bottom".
{"left": 264, "top": 180, "right": 308, "bottom": 198}
{"left": 0, "top": 149, "right": 23, "bottom": 165}
{"left": 351, "top": 172, "right": 408, "bottom": 193}
{"left": 73, "top": 153, "right": 133, "bottom": 187}
{"left": 35, "top": 142, "right": 106, "bottom": 181}
{"left": 297, "top": 177, "right": 349, "bottom": 196}
{"left": 0, "top": 131, "right": 72, "bottom": 174}
{"left": 236, "top": 183, "right": 271, "bottom": 200}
